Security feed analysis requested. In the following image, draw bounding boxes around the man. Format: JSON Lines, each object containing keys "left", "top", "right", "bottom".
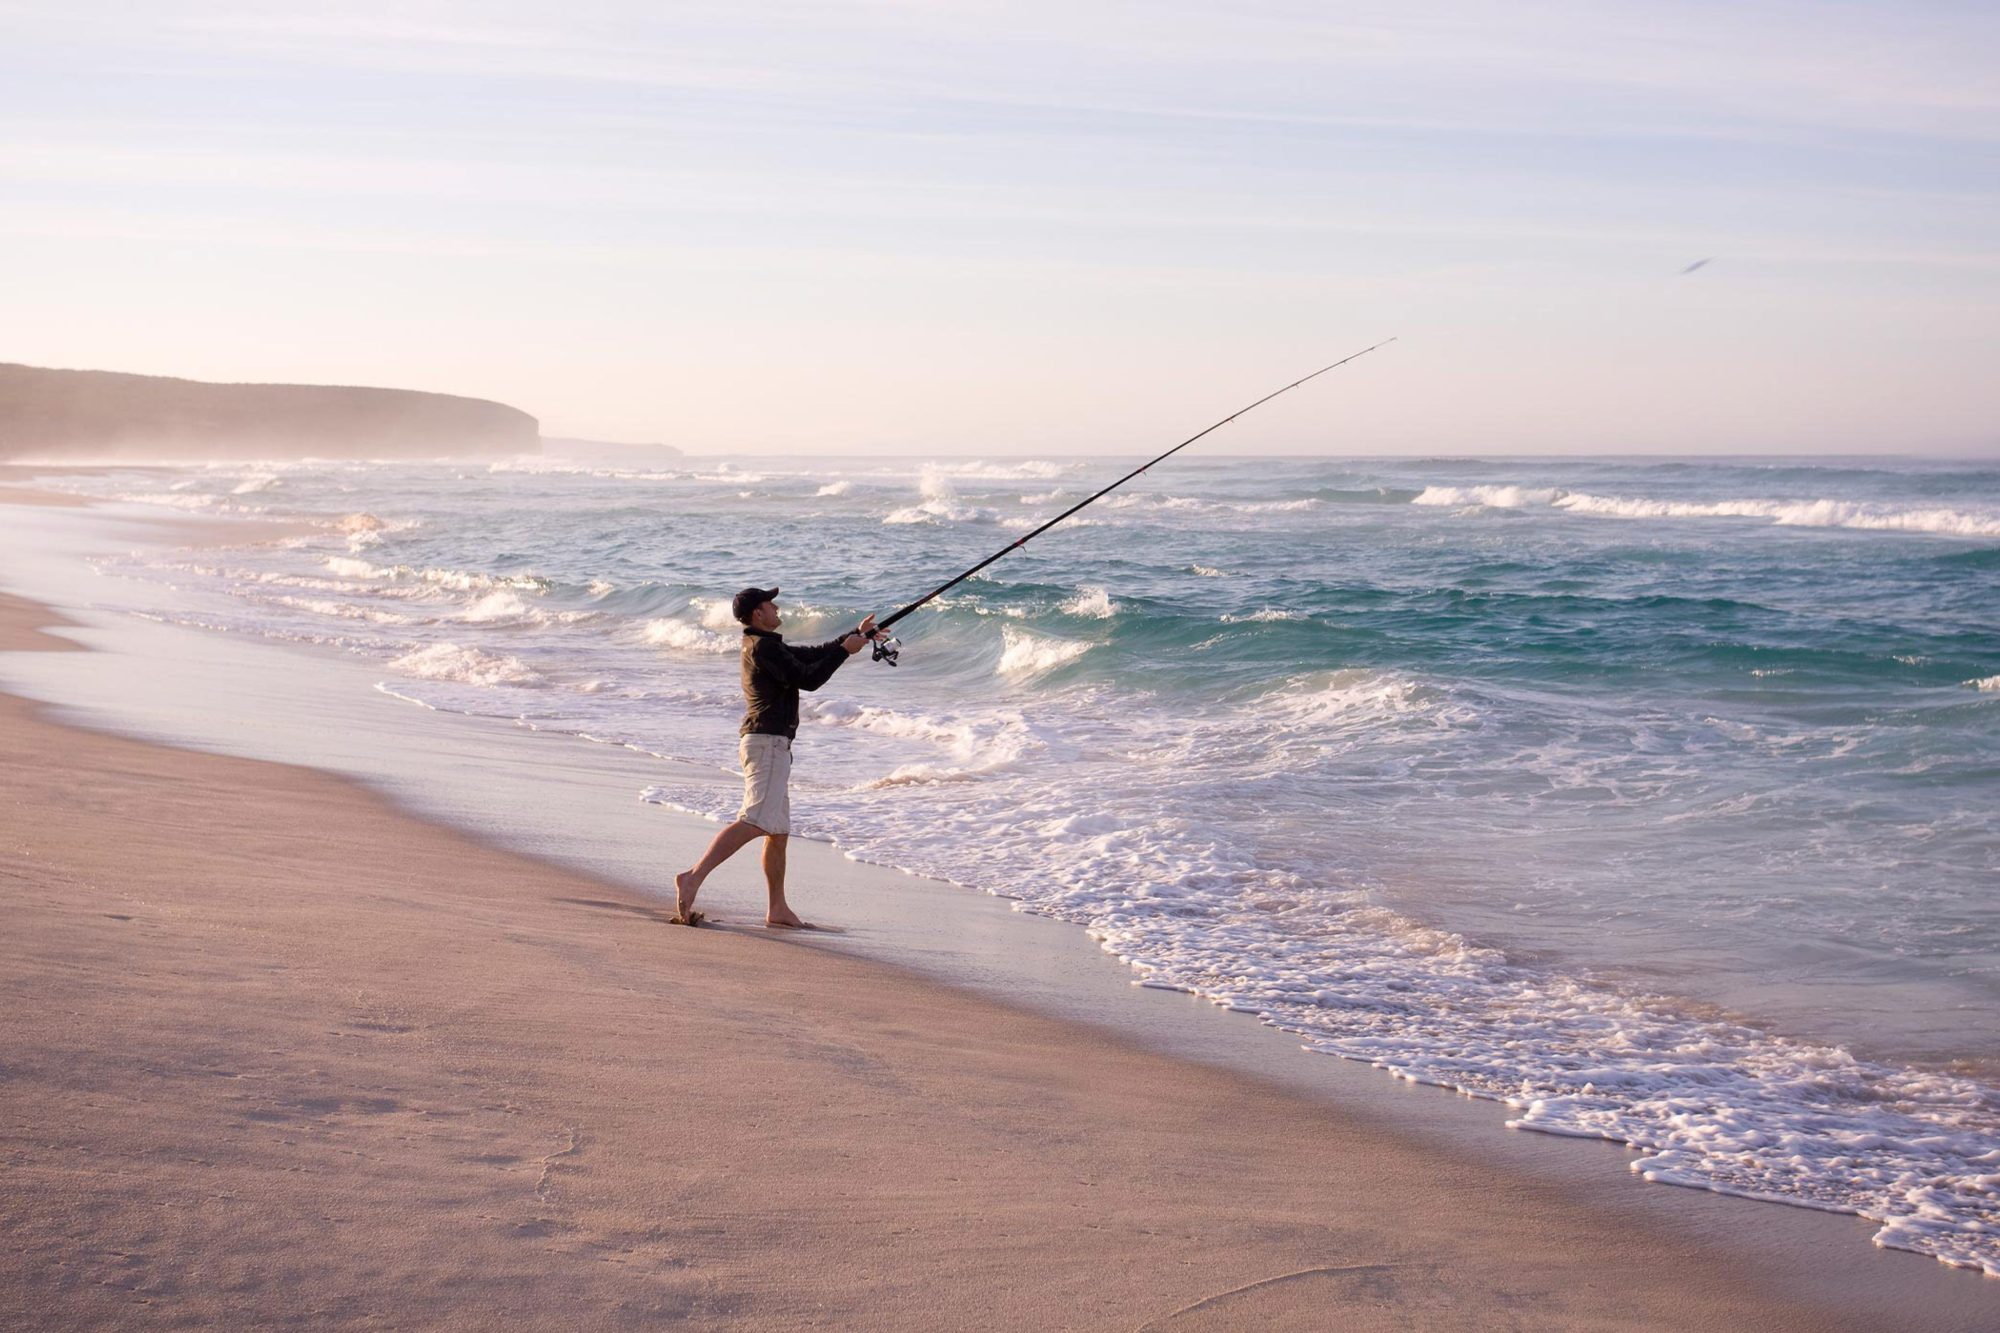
{"left": 672, "top": 586, "right": 878, "bottom": 928}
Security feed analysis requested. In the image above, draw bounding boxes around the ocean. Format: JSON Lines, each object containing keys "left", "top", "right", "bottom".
{"left": 31, "top": 451, "right": 2000, "bottom": 1276}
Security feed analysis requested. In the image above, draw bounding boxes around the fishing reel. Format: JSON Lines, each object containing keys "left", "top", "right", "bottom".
{"left": 870, "top": 634, "right": 902, "bottom": 667}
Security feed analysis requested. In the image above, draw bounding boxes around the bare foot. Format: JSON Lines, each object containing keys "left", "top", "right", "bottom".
{"left": 765, "top": 906, "right": 815, "bottom": 930}
{"left": 672, "top": 871, "right": 704, "bottom": 926}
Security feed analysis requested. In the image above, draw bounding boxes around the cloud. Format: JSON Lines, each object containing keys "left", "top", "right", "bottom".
{"left": 104, "top": 0, "right": 1996, "bottom": 142}
{"left": 11, "top": 3, "right": 1988, "bottom": 130}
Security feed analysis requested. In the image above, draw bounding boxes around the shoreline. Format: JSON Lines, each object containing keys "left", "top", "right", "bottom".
{"left": 0, "top": 588, "right": 1893, "bottom": 1331}
{"left": 2, "top": 487, "right": 1995, "bottom": 1326}
{"left": 16, "top": 456, "right": 1995, "bottom": 1081}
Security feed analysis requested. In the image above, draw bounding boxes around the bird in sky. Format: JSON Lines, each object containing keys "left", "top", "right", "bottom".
{"left": 1679, "top": 257, "right": 1715, "bottom": 275}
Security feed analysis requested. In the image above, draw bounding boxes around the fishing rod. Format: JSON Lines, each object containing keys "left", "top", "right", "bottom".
{"left": 857, "top": 337, "right": 1396, "bottom": 665}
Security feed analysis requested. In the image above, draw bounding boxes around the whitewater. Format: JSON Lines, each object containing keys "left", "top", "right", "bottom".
{"left": 32, "top": 451, "right": 2000, "bottom": 1277}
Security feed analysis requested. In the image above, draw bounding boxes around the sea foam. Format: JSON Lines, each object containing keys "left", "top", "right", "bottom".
{"left": 1220, "top": 608, "right": 1305, "bottom": 623}
{"left": 997, "top": 626, "right": 1093, "bottom": 677}
{"left": 1411, "top": 484, "right": 2000, "bottom": 538}
{"left": 388, "top": 642, "right": 542, "bottom": 686}
{"left": 1061, "top": 586, "right": 1118, "bottom": 619}
{"left": 641, "top": 618, "right": 732, "bottom": 654}
{"left": 883, "top": 467, "right": 999, "bottom": 525}
{"left": 1412, "top": 484, "right": 1563, "bottom": 508}
{"left": 1554, "top": 492, "right": 2000, "bottom": 537}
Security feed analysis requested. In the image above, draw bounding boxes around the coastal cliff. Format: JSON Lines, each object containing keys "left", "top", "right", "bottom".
{"left": 0, "top": 363, "right": 539, "bottom": 460}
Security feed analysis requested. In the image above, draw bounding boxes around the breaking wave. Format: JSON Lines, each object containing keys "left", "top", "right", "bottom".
{"left": 1061, "top": 586, "right": 1118, "bottom": 619}
{"left": 1413, "top": 485, "right": 2000, "bottom": 538}
{"left": 388, "top": 642, "right": 542, "bottom": 687}
{"left": 883, "top": 467, "right": 999, "bottom": 525}
{"left": 996, "top": 626, "right": 1093, "bottom": 677}
{"left": 1412, "top": 485, "right": 1563, "bottom": 508}
{"left": 641, "top": 618, "right": 733, "bottom": 654}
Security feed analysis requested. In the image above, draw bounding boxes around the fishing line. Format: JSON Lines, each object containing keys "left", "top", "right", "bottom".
{"left": 857, "top": 337, "right": 1396, "bottom": 665}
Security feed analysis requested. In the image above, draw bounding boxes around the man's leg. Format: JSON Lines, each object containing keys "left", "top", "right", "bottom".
{"left": 674, "top": 819, "right": 765, "bottom": 920}
{"left": 761, "top": 834, "right": 809, "bottom": 928}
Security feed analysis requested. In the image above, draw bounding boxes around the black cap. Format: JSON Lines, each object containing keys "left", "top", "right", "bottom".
{"left": 731, "top": 585, "right": 779, "bottom": 624}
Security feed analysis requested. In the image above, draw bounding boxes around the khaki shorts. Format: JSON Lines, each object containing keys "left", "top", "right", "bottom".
{"left": 737, "top": 733, "right": 792, "bottom": 835}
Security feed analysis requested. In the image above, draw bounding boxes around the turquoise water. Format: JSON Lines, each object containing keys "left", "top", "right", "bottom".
{"left": 38, "top": 451, "right": 2000, "bottom": 1274}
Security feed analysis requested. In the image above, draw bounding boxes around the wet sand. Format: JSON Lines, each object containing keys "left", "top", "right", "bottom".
{"left": 0, "top": 485, "right": 88, "bottom": 507}
{"left": 0, "top": 580, "right": 1929, "bottom": 1331}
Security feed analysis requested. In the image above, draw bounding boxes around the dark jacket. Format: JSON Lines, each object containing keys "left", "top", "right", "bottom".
{"left": 740, "top": 626, "right": 849, "bottom": 738}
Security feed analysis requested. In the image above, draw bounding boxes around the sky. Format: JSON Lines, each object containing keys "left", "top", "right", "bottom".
{"left": 3, "top": 1, "right": 1996, "bottom": 455}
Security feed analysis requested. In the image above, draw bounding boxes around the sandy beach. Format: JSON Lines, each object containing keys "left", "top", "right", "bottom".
{"left": 2, "top": 546, "right": 1973, "bottom": 1329}
{"left": 10, "top": 3, "right": 1997, "bottom": 1321}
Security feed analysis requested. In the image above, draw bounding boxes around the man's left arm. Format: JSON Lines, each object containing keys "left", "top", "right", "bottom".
{"left": 791, "top": 638, "right": 851, "bottom": 691}
{"left": 798, "top": 615, "right": 877, "bottom": 689}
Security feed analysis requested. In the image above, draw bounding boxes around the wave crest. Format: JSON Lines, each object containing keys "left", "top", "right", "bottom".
{"left": 1061, "top": 586, "right": 1117, "bottom": 619}
{"left": 883, "top": 466, "right": 998, "bottom": 525}
{"left": 1409, "top": 484, "right": 2000, "bottom": 538}
{"left": 388, "top": 642, "right": 542, "bottom": 687}
{"left": 1553, "top": 492, "right": 2000, "bottom": 537}
{"left": 1221, "top": 608, "right": 1305, "bottom": 623}
{"left": 1412, "top": 484, "right": 1562, "bottom": 508}
{"left": 997, "top": 626, "right": 1092, "bottom": 677}
{"left": 641, "top": 618, "right": 733, "bottom": 654}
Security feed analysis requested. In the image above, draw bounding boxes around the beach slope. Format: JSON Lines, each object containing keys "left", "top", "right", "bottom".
{"left": 0, "top": 589, "right": 1890, "bottom": 1330}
